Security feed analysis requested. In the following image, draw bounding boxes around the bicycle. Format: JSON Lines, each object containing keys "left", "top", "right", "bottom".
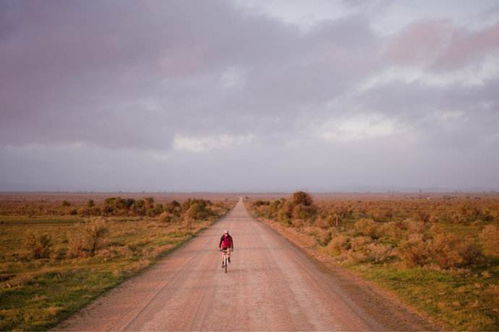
{"left": 220, "top": 248, "right": 231, "bottom": 273}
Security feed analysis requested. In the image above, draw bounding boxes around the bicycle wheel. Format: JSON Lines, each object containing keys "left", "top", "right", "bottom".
{"left": 224, "top": 255, "right": 228, "bottom": 273}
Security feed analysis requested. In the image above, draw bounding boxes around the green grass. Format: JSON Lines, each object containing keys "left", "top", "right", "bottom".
{"left": 1, "top": 269, "right": 122, "bottom": 330}
{"left": 0, "top": 216, "right": 218, "bottom": 331}
{"left": 351, "top": 265, "right": 498, "bottom": 330}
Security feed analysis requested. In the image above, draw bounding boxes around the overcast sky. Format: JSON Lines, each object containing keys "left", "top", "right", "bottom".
{"left": 1, "top": 0, "right": 498, "bottom": 192}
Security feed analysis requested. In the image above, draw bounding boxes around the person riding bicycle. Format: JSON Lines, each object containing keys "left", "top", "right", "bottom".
{"left": 219, "top": 230, "right": 234, "bottom": 267}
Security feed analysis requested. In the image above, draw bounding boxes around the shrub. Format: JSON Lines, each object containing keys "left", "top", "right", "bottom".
{"left": 430, "top": 232, "right": 463, "bottom": 269}
{"left": 327, "top": 234, "right": 351, "bottom": 255}
{"left": 291, "top": 204, "right": 316, "bottom": 220}
{"left": 165, "top": 200, "right": 181, "bottom": 215}
{"left": 314, "top": 217, "right": 330, "bottom": 229}
{"left": 185, "top": 202, "right": 209, "bottom": 220}
{"left": 399, "top": 233, "right": 431, "bottom": 267}
{"left": 479, "top": 224, "right": 498, "bottom": 256}
{"left": 406, "top": 220, "right": 426, "bottom": 235}
{"left": 458, "top": 242, "right": 484, "bottom": 266}
{"left": 67, "top": 232, "right": 87, "bottom": 258}
{"left": 353, "top": 218, "right": 380, "bottom": 239}
{"left": 330, "top": 214, "right": 343, "bottom": 228}
{"left": 158, "top": 211, "right": 174, "bottom": 223}
{"left": 153, "top": 204, "right": 164, "bottom": 215}
{"left": 145, "top": 197, "right": 155, "bottom": 209}
{"left": 365, "top": 243, "right": 393, "bottom": 263}
{"left": 84, "top": 219, "right": 109, "bottom": 256}
{"left": 183, "top": 216, "right": 193, "bottom": 229}
{"left": 254, "top": 200, "right": 270, "bottom": 207}
{"left": 350, "top": 236, "right": 372, "bottom": 251}
{"left": 315, "top": 229, "right": 332, "bottom": 246}
{"left": 417, "top": 210, "right": 431, "bottom": 224}
{"left": 379, "top": 222, "right": 405, "bottom": 242}
{"left": 291, "top": 191, "right": 313, "bottom": 206}
{"left": 290, "top": 218, "right": 304, "bottom": 228}
{"left": 24, "top": 232, "right": 52, "bottom": 259}
{"left": 277, "top": 209, "right": 291, "bottom": 225}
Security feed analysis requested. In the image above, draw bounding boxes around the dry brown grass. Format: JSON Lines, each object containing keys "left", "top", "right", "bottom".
{"left": 0, "top": 195, "right": 235, "bottom": 331}
{"left": 248, "top": 192, "right": 499, "bottom": 330}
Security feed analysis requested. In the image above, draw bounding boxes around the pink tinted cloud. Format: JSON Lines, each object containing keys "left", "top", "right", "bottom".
{"left": 382, "top": 20, "right": 453, "bottom": 65}
{"left": 159, "top": 42, "right": 208, "bottom": 77}
{"left": 434, "top": 21, "right": 499, "bottom": 70}
{"left": 383, "top": 19, "right": 499, "bottom": 70}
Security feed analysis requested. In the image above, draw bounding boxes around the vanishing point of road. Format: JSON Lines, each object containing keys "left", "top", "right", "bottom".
{"left": 57, "top": 199, "right": 434, "bottom": 331}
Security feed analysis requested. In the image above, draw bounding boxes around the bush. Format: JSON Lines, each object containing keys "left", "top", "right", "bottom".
{"left": 399, "top": 233, "right": 431, "bottom": 267}
{"left": 379, "top": 222, "right": 405, "bottom": 241}
{"left": 291, "top": 204, "right": 316, "bottom": 220}
{"left": 291, "top": 191, "right": 313, "bottom": 206}
{"left": 330, "top": 214, "right": 343, "bottom": 228}
{"left": 353, "top": 218, "right": 380, "bottom": 239}
{"left": 430, "top": 232, "right": 463, "bottom": 269}
{"left": 365, "top": 243, "right": 393, "bottom": 263}
{"left": 327, "top": 234, "right": 351, "bottom": 255}
{"left": 350, "top": 236, "right": 372, "bottom": 251}
{"left": 158, "top": 211, "right": 174, "bottom": 223}
{"left": 458, "top": 242, "right": 484, "bottom": 266}
{"left": 417, "top": 210, "right": 431, "bottom": 224}
{"left": 24, "top": 232, "right": 52, "bottom": 259}
{"left": 430, "top": 230, "right": 485, "bottom": 269}
{"left": 315, "top": 229, "right": 332, "bottom": 246}
{"left": 185, "top": 202, "right": 209, "bottom": 220}
{"left": 406, "top": 220, "right": 426, "bottom": 235}
{"left": 67, "top": 231, "right": 87, "bottom": 258}
{"left": 314, "top": 217, "right": 330, "bottom": 229}
{"left": 479, "top": 224, "right": 498, "bottom": 256}
{"left": 85, "top": 219, "right": 109, "bottom": 255}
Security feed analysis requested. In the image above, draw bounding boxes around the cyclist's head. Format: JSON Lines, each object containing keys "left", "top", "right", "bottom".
{"left": 224, "top": 230, "right": 229, "bottom": 234}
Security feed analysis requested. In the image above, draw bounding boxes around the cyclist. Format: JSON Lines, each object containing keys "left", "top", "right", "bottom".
{"left": 219, "top": 230, "right": 234, "bottom": 267}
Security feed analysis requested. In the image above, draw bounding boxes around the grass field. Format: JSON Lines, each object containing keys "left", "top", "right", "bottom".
{"left": 248, "top": 192, "right": 499, "bottom": 330}
{"left": 0, "top": 195, "right": 234, "bottom": 331}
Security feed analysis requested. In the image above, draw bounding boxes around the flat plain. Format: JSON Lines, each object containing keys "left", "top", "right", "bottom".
{"left": 0, "top": 192, "right": 497, "bottom": 330}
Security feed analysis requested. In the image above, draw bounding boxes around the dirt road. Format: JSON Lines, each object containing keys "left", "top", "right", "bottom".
{"left": 58, "top": 199, "right": 434, "bottom": 331}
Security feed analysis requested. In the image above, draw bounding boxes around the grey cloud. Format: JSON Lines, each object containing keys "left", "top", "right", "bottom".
{"left": 0, "top": 0, "right": 307, "bottom": 148}
{"left": 1, "top": 0, "right": 498, "bottom": 191}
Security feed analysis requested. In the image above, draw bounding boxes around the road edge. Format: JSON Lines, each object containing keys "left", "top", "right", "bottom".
{"left": 244, "top": 201, "right": 443, "bottom": 331}
{"left": 52, "top": 204, "right": 235, "bottom": 331}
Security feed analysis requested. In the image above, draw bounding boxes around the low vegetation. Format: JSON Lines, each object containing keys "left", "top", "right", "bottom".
{"left": 248, "top": 192, "right": 498, "bottom": 330}
{"left": 0, "top": 196, "right": 234, "bottom": 331}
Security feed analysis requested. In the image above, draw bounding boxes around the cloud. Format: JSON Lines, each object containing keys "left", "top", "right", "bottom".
{"left": 173, "top": 134, "right": 254, "bottom": 153}
{"left": 234, "top": 0, "right": 350, "bottom": 32}
{"left": 360, "top": 55, "right": 499, "bottom": 91}
{"left": 319, "top": 113, "right": 399, "bottom": 142}
{"left": 1, "top": 1, "right": 498, "bottom": 191}
{"left": 382, "top": 18, "right": 499, "bottom": 70}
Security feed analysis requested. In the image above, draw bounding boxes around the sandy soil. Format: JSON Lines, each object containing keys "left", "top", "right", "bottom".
{"left": 56, "top": 199, "right": 434, "bottom": 331}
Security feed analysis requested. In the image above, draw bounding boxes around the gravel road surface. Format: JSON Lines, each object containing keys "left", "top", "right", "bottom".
{"left": 57, "top": 199, "right": 434, "bottom": 331}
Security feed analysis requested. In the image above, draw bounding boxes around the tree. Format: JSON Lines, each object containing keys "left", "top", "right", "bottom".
{"left": 291, "top": 191, "right": 313, "bottom": 206}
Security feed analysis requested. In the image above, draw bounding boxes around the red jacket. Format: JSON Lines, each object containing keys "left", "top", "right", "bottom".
{"left": 219, "top": 234, "right": 233, "bottom": 249}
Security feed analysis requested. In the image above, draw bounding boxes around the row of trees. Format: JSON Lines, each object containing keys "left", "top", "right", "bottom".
{"left": 0, "top": 196, "right": 231, "bottom": 218}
